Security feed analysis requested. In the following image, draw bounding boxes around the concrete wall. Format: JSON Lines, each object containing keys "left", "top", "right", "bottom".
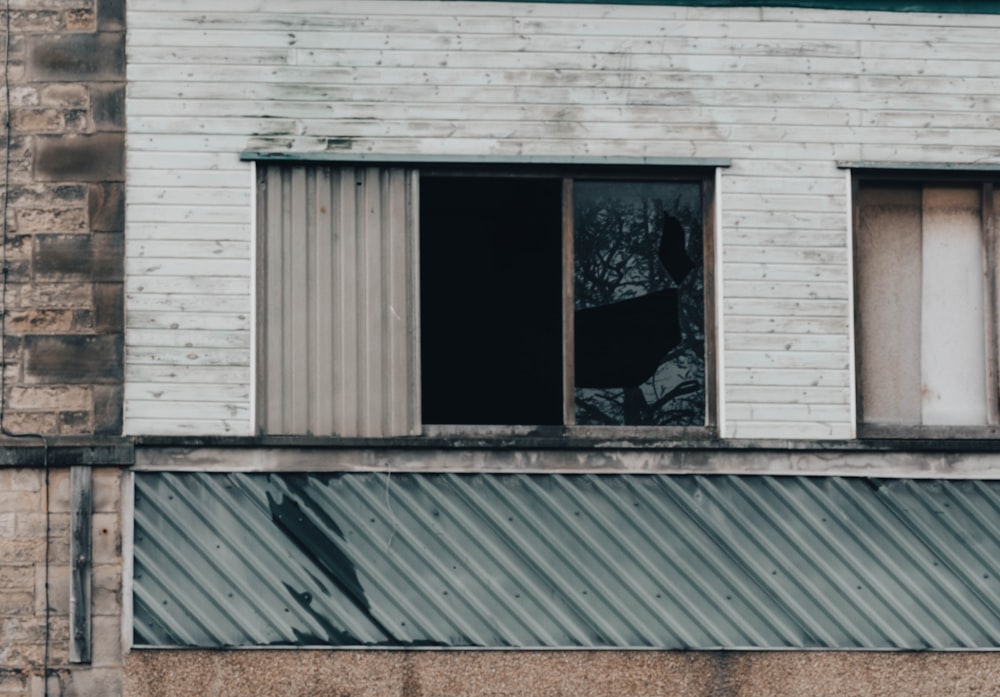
{"left": 124, "top": 650, "right": 1000, "bottom": 697}
{"left": 0, "top": 468, "right": 124, "bottom": 697}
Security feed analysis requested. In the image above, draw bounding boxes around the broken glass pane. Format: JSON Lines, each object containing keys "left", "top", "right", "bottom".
{"left": 574, "top": 181, "right": 705, "bottom": 426}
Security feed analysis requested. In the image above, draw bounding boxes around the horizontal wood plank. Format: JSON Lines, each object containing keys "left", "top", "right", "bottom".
{"left": 123, "top": 418, "right": 251, "bottom": 436}
{"left": 127, "top": 311, "right": 250, "bottom": 332}
{"left": 127, "top": 329, "right": 250, "bottom": 349}
{"left": 125, "top": 276, "right": 249, "bottom": 295}
{"left": 725, "top": 368, "right": 851, "bottom": 387}
{"left": 125, "top": 347, "right": 250, "bottom": 366}
{"left": 126, "top": 383, "right": 250, "bottom": 402}
{"left": 125, "top": 364, "right": 251, "bottom": 384}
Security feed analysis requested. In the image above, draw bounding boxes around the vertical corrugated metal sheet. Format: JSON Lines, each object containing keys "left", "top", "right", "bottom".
{"left": 257, "top": 165, "right": 419, "bottom": 436}
{"left": 134, "top": 472, "right": 1000, "bottom": 649}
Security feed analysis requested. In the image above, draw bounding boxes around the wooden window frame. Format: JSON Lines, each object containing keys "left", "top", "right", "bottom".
{"left": 255, "top": 161, "right": 719, "bottom": 440}
{"left": 853, "top": 170, "right": 1000, "bottom": 439}
{"left": 418, "top": 164, "right": 719, "bottom": 440}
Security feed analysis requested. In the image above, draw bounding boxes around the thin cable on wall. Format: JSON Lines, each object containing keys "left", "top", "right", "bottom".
{"left": 1, "top": 0, "right": 10, "bottom": 429}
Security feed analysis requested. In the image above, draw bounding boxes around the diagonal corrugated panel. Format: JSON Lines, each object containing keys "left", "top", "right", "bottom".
{"left": 133, "top": 473, "right": 1000, "bottom": 649}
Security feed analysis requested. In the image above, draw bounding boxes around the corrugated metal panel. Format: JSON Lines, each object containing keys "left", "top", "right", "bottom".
{"left": 257, "top": 165, "right": 419, "bottom": 437}
{"left": 133, "top": 472, "right": 1000, "bottom": 649}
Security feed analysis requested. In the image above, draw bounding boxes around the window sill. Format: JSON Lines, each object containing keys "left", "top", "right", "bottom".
{"left": 131, "top": 432, "right": 1000, "bottom": 454}
{"left": 131, "top": 434, "right": 1000, "bottom": 479}
{"left": 860, "top": 424, "right": 1000, "bottom": 440}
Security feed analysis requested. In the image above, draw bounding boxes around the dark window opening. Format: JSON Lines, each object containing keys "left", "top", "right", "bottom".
{"left": 420, "top": 176, "right": 564, "bottom": 425}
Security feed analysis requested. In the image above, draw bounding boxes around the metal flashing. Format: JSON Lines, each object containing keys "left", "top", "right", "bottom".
{"left": 447, "top": 1, "right": 1000, "bottom": 13}
{"left": 239, "top": 152, "right": 732, "bottom": 169}
{"left": 839, "top": 162, "right": 1000, "bottom": 172}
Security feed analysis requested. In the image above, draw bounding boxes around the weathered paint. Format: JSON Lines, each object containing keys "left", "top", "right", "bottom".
{"left": 125, "top": 1, "right": 1000, "bottom": 438}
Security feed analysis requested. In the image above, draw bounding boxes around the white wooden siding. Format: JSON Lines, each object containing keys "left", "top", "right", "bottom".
{"left": 125, "top": 0, "right": 1000, "bottom": 437}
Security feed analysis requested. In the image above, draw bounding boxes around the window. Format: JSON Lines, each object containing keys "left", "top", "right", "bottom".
{"left": 855, "top": 177, "right": 1000, "bottom": 436}
{"left": 257, "top": 164, "right": 715, "bottom": 437}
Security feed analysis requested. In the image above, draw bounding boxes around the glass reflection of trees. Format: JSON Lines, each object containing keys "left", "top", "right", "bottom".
{"left": 574, "top": 181, "right": 705, "bottom": 426}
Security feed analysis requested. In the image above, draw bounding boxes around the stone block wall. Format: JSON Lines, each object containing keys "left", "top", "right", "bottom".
{"left": 1, "top": 1, "right": 127, "bottom": 695}
{"left": 2, "top": 0, "right": 124, "bottom": 436}
{"left": 0, "top": 467, "right": 124, "bottom": 697}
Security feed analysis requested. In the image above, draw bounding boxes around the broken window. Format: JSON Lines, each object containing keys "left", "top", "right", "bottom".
{"left": 855, "top": 178, "right": 1000, "bottom": 435}
{"left": 257, "top": 164, "right": 714, "bottom": 436}
{"left": 421, "top": 171, "right": 712, "bottom": 429}
{"left": 573, "top": 180, "right": 705, "bottom": 427}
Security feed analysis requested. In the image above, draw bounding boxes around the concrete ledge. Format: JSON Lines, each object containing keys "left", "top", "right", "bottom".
{"left": 0, "top": 437, "right": 133, "bottom": 466}
{"left": 134, "top": 442, "right": 1000, "bottom": 479}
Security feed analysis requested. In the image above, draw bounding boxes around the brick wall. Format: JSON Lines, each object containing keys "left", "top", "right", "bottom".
{"left": 3, "top": 0, "right": 124, "bottom": 436}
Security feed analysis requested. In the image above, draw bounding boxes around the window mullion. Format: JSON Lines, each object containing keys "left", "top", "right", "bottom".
{"left": 562, "top": 177, "right": 576, "bottom": 427}
{"left": 984, "top": 182, "right": 998, "bottom": 426}
{"left": 702, "top": 176, "right": 718, "bottom": 431}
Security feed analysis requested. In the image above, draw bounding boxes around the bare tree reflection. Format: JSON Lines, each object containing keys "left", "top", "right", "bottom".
{"left": 574, "top": 181, "right": 705, "bottom": 426}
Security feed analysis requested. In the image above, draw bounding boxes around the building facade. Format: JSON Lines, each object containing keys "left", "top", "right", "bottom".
{"left": 5, "top": 0, "right": 1000, "bottom": 695}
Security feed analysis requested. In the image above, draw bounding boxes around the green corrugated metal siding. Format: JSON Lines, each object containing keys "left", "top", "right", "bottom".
{"left": 134, "top": 472, "right": 1000, "bottom": 649}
